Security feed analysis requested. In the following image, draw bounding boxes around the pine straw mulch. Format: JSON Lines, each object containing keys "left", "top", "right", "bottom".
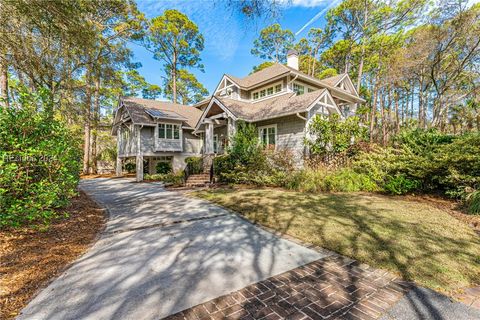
{"left": 0, "top": 191, "right": 106, "bottom": 320}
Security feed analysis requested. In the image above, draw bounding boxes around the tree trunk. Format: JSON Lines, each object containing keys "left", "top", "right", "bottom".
{"left": 91, "top": 74, "right": 100, "bottom": 174}
{"left": 83, "top": 68, "right": 92, "bottom": 175}
{"left": 356, "top": 0, "right": 369, "bottom": 93}
{"left": 381, "top": 90, "right": 386, "bottom": 146}
{"left": 0, "top": 57, "right": 8, "bottom": 107}
{"left": 356, "top": 46, "right": 365, "bottom": 93}
{"left": 395, "top": 90, "right": 400, "bottom": 134}
{"left": 171, "top": 45, "right": 178, "bottom": 103}
{"left": 369, "top": 83, "right": 378, "bottom": 143}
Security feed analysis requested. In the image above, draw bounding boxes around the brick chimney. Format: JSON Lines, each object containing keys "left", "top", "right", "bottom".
{"left": 287, "top": 49, "right": 299, "bottom": 70}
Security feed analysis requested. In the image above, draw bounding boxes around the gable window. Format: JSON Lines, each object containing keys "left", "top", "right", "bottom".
{"left": 252, "top": 82, "right": 283, "bottom": 101}
{"left": 258, "top": 125, "right": 277, "bottom": 148}
{"left": 308, "top": 87, "right": 315, "bottom": 93}
{"left": 293, "top": 83, "right": 305, "bottom": 95}
{"left": 158, "top": 123, "right": 180, "bottom": 140}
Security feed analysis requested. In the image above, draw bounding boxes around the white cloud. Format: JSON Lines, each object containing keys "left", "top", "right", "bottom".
{"left": 280, "top": 0, "right": 330, "bottom": 8}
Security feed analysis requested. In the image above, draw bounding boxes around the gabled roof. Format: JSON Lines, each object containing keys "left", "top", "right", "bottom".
{"left": 214, "top": 89, "right": 328, "bottom": 122}
{"left": 224, "top": 63, "right": 364, "bottom": 103}
{"left": 320, "top": 73, "right": 347, "bottom": 86}
{"left": 225, "top": 64, "right": 289, "bottom": 89}
{"left": 118, "top": 97, "right": 203, "bottom": 128}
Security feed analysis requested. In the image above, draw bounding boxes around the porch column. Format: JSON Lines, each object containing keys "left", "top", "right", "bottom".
{"left": 135, "top": 125, "right": 143, "bottom": 182}
{"left": 116, "top": 127, "right": 122, "bottom": 177}
{"left": 136, "top": 155, "right": 143, "bottom": 182}
{"left": 116, "top": 157, "right": 122, "bottom": 177}
{"left": 205, "top": 121, "right": 214, "bottom": 154}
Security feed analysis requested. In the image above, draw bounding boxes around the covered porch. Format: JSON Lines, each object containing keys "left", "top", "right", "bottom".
{"left": 195, "top": 98, "right": 237, "bottom": 158}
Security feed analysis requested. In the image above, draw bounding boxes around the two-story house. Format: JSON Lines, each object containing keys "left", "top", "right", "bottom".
{"left": 112, "top": 50, "right": 365, "bottom": 181}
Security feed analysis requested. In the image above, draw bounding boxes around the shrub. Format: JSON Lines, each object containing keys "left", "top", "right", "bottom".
{"left": 185, "top": 156, "right": 203, "bottom": 174}
{"left": 282, "top": 167, "right": 378, "bottom": 193}
{"left": 144, "top": 172, "right": 184, "bottom": 186}
{"left": 466, "top": 190, "right": 480, "bottom": 215}
{"left": 156, "top": 161, "right": 172, "bottom": 174}
{"left": 324, "top": 168, "right": 379, "bottom": 192}
{"left": 125, "top": 162, "right": 135, "bottom": 173}
{"left": 0, "top": 90, "right": 81, "bottom": 228}
{"left": 384, "top": 174, "right": 421, "bottom": 195}
{"left": 351, "top": 146, "right": 398, "bottom": 184}
{"left": 228, "top": 120, "right": 267, "bottom": 170}
{"left": 305, "top": 113, "right": 367, "bottom": 157}
{"left": 213, "top": 154, "right": 234, "bottom": 182}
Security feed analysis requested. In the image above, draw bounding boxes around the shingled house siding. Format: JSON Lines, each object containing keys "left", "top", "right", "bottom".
{"left": 141, "top": 127, "right": 155, "bottom": 153}
{"left": 254, "top": 114, "right": 306, "bottom": 162}
{"left": 183, "top": 131, "right": 202, "bottom": 154}
{"left": 118, "top": 126, "right": 137, "bottom": 156}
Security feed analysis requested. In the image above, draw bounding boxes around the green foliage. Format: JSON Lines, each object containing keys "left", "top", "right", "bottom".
{"left": 144, "top": 172, "right": 184, "bottom": 186}
{"left": 156, "top": 161, "right": 172, "bottom": 174}
{"left": 213, "top": 155, "right": 234, "bottom": 182}
{"left": 305, "top": 113, "right": 367, "bottom": 156}
{"left": 281, "top": 168, "right": 378, "bottom": 193}
{"left": 251, "top": 23, "right": 295, "bottom": 63}
{"left": 163, "top": 69, "right": 208, "bottom": 105}
{"left": 250, "top": 61, "right": 275, "bottom": 74}
{"left": 0, "top": 90, "right": 80, "bottom": 228}
{"left": 149, "top": 9, "right": 204, "bottom": 103}
{"left": 318, "top": 68, "right": 338, "bottom": 79}
{"left": 185, "top": 156, "right": 203, "bottom": 174}
{"left": 125, "top": 162, "right": 135, "bottom": 173}
{"left": 466, "top": 190, "right": 480, "bottom": 215}
{"left": 227, "top": 121, "right": 267, "bottom": 170}
{"left": 384, "top": 174, "right": 421, "bottom": 195}
{"left": 352, "top": 129, "right": 480, "bottom": 203}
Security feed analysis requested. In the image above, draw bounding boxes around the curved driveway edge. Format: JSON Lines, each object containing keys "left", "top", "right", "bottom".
{"left": 17, "top": 178, "right": 328, "bottom": 320}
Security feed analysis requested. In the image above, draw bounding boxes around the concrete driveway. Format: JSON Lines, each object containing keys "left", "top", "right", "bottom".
{"left": 18, "top": 178, "right": 327, "bottom": 320}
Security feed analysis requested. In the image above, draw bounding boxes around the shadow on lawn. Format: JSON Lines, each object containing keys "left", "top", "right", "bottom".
{"left": 211, "top": 188, "right": 480, "bottom": 319}
{"left": 17, "top": 179, "right": 321, "bottom": 320}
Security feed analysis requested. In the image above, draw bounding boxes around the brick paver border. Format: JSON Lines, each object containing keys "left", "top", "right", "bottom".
{"left": 164, "top": 255, "right": 413, "bottom": 320}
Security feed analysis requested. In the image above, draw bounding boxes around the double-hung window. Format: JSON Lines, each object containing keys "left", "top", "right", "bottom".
{"left": 252, "top": 82, "right": 283, "bottom": 100}
{"left": 158, "top": 123, "right": 180, "bottom": 140}
{"left": 293, "top": 83, "right": 305, "bottom": 95}
{"left": 258, "top": 125, "right": 277, "bottom": 148}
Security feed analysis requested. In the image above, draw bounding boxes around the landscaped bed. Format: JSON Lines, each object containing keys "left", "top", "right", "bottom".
{"left": 0, "top": 191, "right": 106, "bottom": 320}
{"left": 192, "top": 187, "right": 480, "bottom": 296}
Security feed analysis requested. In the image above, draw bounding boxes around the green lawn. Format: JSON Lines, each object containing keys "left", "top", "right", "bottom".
{"left": 192, "top": 188, "right": 480, "bottom": 294}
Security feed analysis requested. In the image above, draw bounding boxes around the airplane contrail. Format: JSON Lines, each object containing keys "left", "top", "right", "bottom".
{"left": 295, "top": 0, "right": 342, "bottom": 36}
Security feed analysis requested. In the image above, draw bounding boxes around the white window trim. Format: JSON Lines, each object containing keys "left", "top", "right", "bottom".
{"left": 258, "top": 124, "right": 278, "bottom": 149}
{"left": 292, "top": 81, "right": 317, "bottom": 95}
{"left": 157, "top": 122, "right": 181, "bottom": 140}
{"left": 154, "top": 121, "right": 183, "bottom": 151}
{"left": 251, "top": 81, "right": 283, "bottom": 101}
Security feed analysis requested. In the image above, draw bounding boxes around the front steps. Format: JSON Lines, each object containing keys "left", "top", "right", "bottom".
{"left": 185, "top": 173, "right": 210, "bottom": 187}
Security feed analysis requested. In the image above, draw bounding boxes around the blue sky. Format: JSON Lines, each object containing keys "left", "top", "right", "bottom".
{"left": 130, "top": 0, "right": 337, "bottom": 100}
